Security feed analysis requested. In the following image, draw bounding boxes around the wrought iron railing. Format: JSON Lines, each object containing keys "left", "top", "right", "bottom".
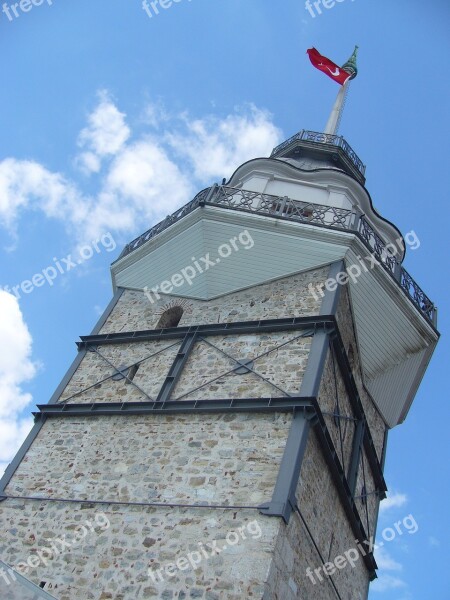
{"left": 270, "top": 129, "right": 366, "bottom": 179}
{"left": 358, "top": 217, "right": 398, "bottom": 273}
{"left": 400, "top": 270, "right": 436, "bottom": 324}
{"left": 124, "top": 187, "right": 211, "bottom": 255}
{"left": 119, "top": 185, "right": 436, "bottom": 326}
{"left": 213, "top": 184, "right": 356, "bottom": 229}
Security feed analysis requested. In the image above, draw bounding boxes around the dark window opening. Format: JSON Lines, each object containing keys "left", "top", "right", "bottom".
{"left": 112, "top": 364, "right": 139, "bottom": 382}
{"left": 126, "top": 364, "right": 139, "bottom": 384}
{"left": 156, "top": 306, "right": 184, "bottom": 328}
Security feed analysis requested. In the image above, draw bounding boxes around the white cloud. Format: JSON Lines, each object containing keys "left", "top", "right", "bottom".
{"left": 375, "top": 546, "right": 402, "bottom": 571}
{"left": 0, "top": 291, "right": 37, "bottom": 478}
{"left": 76, "top": 90, "right": 131, "bottom": 174}
{"left": 0, "top": 94, "right": 283, "bottom": 247}
{"left": 166, "top": 104, "right": 283, "bottom": 180}
{"left": 0, "top": 158, "right": 86, "bottom": 235}
{"left": 371, "top": 574, "right": 407, "bottom": 593}
{"left": 81, "top": 139, "right": 195, "bottom": 241}
{"left": 380, "top": 491, "right": 407, "bottom": 512}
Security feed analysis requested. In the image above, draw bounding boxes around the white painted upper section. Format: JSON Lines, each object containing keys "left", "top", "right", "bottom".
{"left": 228, "top": 158, "right": 405, "bottom": 257}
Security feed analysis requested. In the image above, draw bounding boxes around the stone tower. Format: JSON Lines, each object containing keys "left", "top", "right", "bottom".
{"left": 0, "top": 129, "right": 439, "bottom": 600}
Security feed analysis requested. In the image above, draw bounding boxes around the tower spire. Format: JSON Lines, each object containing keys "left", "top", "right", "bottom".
{"left": 342, "top": 44, "right": 359, "bottom": 79}
{"left": 324, "top": 45, "right": 359, "bottom": 136}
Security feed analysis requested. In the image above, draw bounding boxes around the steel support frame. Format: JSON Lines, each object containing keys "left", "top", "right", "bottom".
{"left": 259, "top": 262, "right": 377, "bottom": 576}
{"left": 0, "top": 302, "right": 384, "bottom": 578}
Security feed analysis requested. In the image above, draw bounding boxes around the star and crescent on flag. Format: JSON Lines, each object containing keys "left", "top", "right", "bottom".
{"left": 307, "top": 47, "right": 359, "bottom": 86}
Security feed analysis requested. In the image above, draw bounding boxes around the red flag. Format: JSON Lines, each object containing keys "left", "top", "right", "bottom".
{"left": 307, "top": 48, "right": 351, "bottom": 86}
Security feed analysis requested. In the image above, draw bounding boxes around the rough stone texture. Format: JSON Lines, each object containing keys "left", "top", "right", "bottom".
{"left": 0, "top": 499, "right": 277, "bottom": 600}
{"left": 172, "top": 334, "right": 311, "bottom": 401}
{"left": 264, "top": 432, "right": 369, "bottom": 600}
{"left": 0, "top": 264, "right": 387, "bottom": 599}
{"left": 1, "top": 414, "right": 289, "bottom": 599}
{"left": 4, "top": 415, "right": 290, "bottom": 506}
{"left": 59, "top": 340, "right": 181, "bottom": 404}
{"left": 98, "top": 267, "right": 328, "bottom": 334}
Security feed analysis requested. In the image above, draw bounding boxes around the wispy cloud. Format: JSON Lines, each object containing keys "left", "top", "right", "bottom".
{"left": 380, "top": 491, "right": 408, "bottom": 512}
{"left": 165, "top": 104, "right": 282, "bottom": 181}
{"left": 375, "top": 546, "right": 402, "bottom": 571}
{"left": 76, "top": 90, "right": 131, "bottom": 174}
{"left": 371, "top": 573, "right": 407, "bottom": 593}
{"left": 0, "top": 291, "right": 36, "bottom": 478}
{"left": 0, "top": 93, "right": 282, "bottom": 248}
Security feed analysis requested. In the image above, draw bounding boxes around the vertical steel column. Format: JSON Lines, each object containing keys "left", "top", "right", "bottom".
{"left": 156, "top": 333, "right": 197, "bottom": 403}
{"left": 347, "top": 419, "right": 365, "bottom": 497}
{"left": 259, "top": 412, "right": 312, "bottom": 523}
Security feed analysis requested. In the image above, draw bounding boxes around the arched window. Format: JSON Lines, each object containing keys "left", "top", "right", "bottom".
{"left": 156, "top": 306, "right": 184, "bottom": 329}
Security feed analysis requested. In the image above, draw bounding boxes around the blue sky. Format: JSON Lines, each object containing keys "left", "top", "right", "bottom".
{"left": 0, "top": 0, "right": 449, "bottom": 598}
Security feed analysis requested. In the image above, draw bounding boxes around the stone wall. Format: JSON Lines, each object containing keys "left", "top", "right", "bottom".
{"left": 98, "top": 267, "right": 328, "bottom": 334}
{"left": 0, "top": 264, "right": 386, "bottom": 599}
{"left": 1, "top": 413, "right": 290, "bottom": 599}
{"left": 1, "top": 498, "right": 278, "bottom": 600}
{"left": 1, "top": 268, "right": 325, "bottom": 599}
{"left": 316, "top": 349, "right": 356, "bottom": 484}
{"left": 264, "top": 432, "right": 369, "bottom": 600}
{"left": 4, "top": 414, "right": 290, "bottom": 506}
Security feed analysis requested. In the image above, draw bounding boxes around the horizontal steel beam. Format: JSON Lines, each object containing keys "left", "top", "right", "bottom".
{"left": 35, "top": 398, "right": 316, "bottom": 417}
{"left": 76, "top": 316, "right": 334, "bottom": 349}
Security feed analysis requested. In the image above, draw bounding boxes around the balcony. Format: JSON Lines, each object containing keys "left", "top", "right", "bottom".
{"left": 119, "top": 185, "right": 437, "bottom": 327}
{"left": 270, "top": 130, "right": 366, "bottom": 185}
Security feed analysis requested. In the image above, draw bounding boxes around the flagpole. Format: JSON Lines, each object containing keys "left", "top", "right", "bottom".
{"left": 322, "top": 45, "right": 359, "bottom": 136}
{"left": 324, "top": 80, "right": 350, "bottom": 136}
